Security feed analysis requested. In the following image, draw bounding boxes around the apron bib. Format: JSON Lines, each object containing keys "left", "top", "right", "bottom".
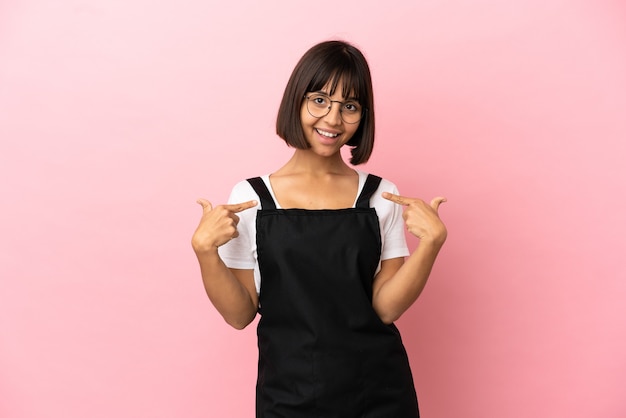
{"left": 248, "top": 175, "right": 419, "bottom": 418}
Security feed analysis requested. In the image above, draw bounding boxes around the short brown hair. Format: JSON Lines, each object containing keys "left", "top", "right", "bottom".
{"left": 276, "top": 40, "right": 375, "bottom": 165}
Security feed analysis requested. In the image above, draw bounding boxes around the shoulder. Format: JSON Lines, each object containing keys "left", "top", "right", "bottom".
{"left": 356, "top": 170, "right": 400, "bottom": 195}
{"left": 378, "top": 176, "right": 400, "bottom": 194}
{"left": 226, "top": 178, "right": 267, "bottom": 221}
{"left": 356, "top": 171, "right": 401, "bottom": 220}
{"left": 228, "top": 178, "right": 263, "bottom": 202}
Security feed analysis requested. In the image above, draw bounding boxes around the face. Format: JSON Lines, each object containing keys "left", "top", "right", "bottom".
{"left": 299, "top": 81, "right": 361, "bottom": 158}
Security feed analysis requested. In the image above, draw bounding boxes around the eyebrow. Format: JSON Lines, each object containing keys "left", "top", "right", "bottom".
{"left": 312, "top": 90, "right": 359, "bottom": 101}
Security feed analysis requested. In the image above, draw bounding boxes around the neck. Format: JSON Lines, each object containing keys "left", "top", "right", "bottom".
{"left": 278, "top": 149, "right": 354, "bottom": 176}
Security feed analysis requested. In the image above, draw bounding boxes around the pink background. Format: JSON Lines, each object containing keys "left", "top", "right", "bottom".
{"left": 1, "top": 1, "right": 625, "bottom": 417}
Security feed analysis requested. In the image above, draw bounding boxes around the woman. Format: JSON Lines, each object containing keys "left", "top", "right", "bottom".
{"left": 192, "top": 40, "right": 447, "bottom": 418}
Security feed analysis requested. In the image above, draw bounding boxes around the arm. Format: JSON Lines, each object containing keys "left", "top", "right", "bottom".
{"left": 371, "top": 193, "right": 447, "bottom": 324}
{"left": 192, "top": 199, "right": 259, "bottom": 330}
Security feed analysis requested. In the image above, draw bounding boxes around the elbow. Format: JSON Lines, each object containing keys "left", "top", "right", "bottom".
{"left": 374, "top": 306, "right": 400, "bottom": 325}
{"left": 227, "top": 321, "right": 248, "bottom": 330}
{"left": 214, "top": 300, "right": 258, "bottom": 330}
{"left": 224, "top": 314, "right": 255, "bottom": 330}
{"left": 378, "top": 312, "right": 399, "bottom": 325}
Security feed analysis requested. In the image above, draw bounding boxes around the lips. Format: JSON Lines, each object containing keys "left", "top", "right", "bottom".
{"left": 315, "top": 128, "right": 340, "bottom": 138}
{"left": 315, "top": 128, "right": 341, "bottom": 145}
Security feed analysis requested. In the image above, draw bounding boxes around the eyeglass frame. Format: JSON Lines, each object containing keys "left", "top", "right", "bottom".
{"left": 303, "top": 93, "right": 366, "bottom": 124}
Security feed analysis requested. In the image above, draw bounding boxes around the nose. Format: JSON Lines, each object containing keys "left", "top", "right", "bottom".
{"left": 323, "top": 101, "right": 343, "bottom": 125}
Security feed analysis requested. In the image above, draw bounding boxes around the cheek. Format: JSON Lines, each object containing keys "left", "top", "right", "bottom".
{"left": 300, "top": 103, "right": 313, "bottom": 125}
{"left": 345, "top": 123, "right": 360, "bottom": 139}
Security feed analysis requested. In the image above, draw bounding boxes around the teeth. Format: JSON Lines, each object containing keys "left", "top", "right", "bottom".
{"left": 316, "top": 129, "right": 339, "bottom": 138}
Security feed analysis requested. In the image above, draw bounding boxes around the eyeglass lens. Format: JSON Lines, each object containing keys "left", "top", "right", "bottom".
{"left": 306, "top": 94, "right": 362, "bottom": 124}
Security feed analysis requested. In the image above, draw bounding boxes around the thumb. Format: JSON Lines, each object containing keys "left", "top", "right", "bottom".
{"left": 196, "top": 198, "right": 213, "bottom": 212}
{"left": 430, "top": 197, "right": 447, "bottom": 212}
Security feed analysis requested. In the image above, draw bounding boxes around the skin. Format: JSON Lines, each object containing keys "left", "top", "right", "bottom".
{"left": 191, "top": 83, "right": 447, "bottom": 328}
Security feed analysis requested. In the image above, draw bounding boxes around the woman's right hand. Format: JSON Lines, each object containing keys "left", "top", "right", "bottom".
{"left": 191, "top": 198, "right": 257, "bottom": 253}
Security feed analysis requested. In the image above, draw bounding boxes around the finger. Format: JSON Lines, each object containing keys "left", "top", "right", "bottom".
{"left": 196, "top": 198, "right": 212, "bottom": 211}
{"left": 223, "top": 200, "right": 258, "bottom": 213}
{"left": 382, "top": 192, "right": 411, "bottom": 206}
{"left": 229, "top": 213, "right": 240, "bottom": 225}
{"left": 430, "top": 197, "right": 447, "bottom": 211}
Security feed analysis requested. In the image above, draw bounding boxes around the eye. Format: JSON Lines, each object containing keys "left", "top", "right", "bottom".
{"left": 343, "top": 102, "right": 360, "bottom": 113}
{"left": 310, "top": 94, "right": 329, "bottom": 107}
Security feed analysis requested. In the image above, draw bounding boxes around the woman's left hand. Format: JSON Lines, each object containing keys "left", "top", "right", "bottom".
{"left": 382, "top": 192, "right": 448, "bottom": 245}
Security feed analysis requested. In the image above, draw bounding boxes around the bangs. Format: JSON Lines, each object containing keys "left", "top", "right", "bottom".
{"left": 307, "top": 61, "right": 366, "bottom": 102}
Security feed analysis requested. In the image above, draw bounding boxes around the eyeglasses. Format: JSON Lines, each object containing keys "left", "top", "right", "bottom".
{"left": 304, "top": 93, "right": 363, "bottom": 124}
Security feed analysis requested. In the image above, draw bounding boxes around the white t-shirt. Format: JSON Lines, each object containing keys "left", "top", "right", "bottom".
{"left": 218, "top": 171, "right": 410, "bottom": 294}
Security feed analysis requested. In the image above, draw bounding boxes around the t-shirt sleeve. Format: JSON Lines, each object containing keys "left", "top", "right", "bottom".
{"left": 374, "top": 180, "right": 410, "bottom": 260}
{"left": 217, "top": 181, "right": 258, "bottom": 270}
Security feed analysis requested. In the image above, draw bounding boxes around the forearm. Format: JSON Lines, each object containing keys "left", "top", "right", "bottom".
{"left": 372, "top": 239, "right": 444, "bottom": 324}
{"left": 195, "top": 248, "right": 257, "bottom": 329}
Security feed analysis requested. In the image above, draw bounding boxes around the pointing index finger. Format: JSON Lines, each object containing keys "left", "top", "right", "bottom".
{"left": 382, "top": 192, "right": 410, "bottom": 206}
{"left": 223, "top": 200, "right": 258, "bottom": 213}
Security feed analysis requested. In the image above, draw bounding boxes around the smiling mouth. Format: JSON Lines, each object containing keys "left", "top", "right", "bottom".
{"left": 316, "top": 128, "right": 340, "bottom": 138}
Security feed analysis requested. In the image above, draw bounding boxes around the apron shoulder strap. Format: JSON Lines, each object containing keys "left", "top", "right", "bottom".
{"left": 246, "top": 177, "right": 277, "bottom": 209}
{"left": 356, "top": 174, "right": 382, "bottom": 208}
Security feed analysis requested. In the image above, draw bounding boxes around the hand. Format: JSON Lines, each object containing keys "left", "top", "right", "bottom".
{"left": 382, "top": 192, "right": 447, "bottom": 245}
{"left": 191, "top": 198, "right": 257, "bottom": 253}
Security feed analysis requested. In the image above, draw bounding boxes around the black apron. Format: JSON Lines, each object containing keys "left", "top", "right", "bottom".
{"left": 247, "top": 175, "right": 419, "bottom": 418}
